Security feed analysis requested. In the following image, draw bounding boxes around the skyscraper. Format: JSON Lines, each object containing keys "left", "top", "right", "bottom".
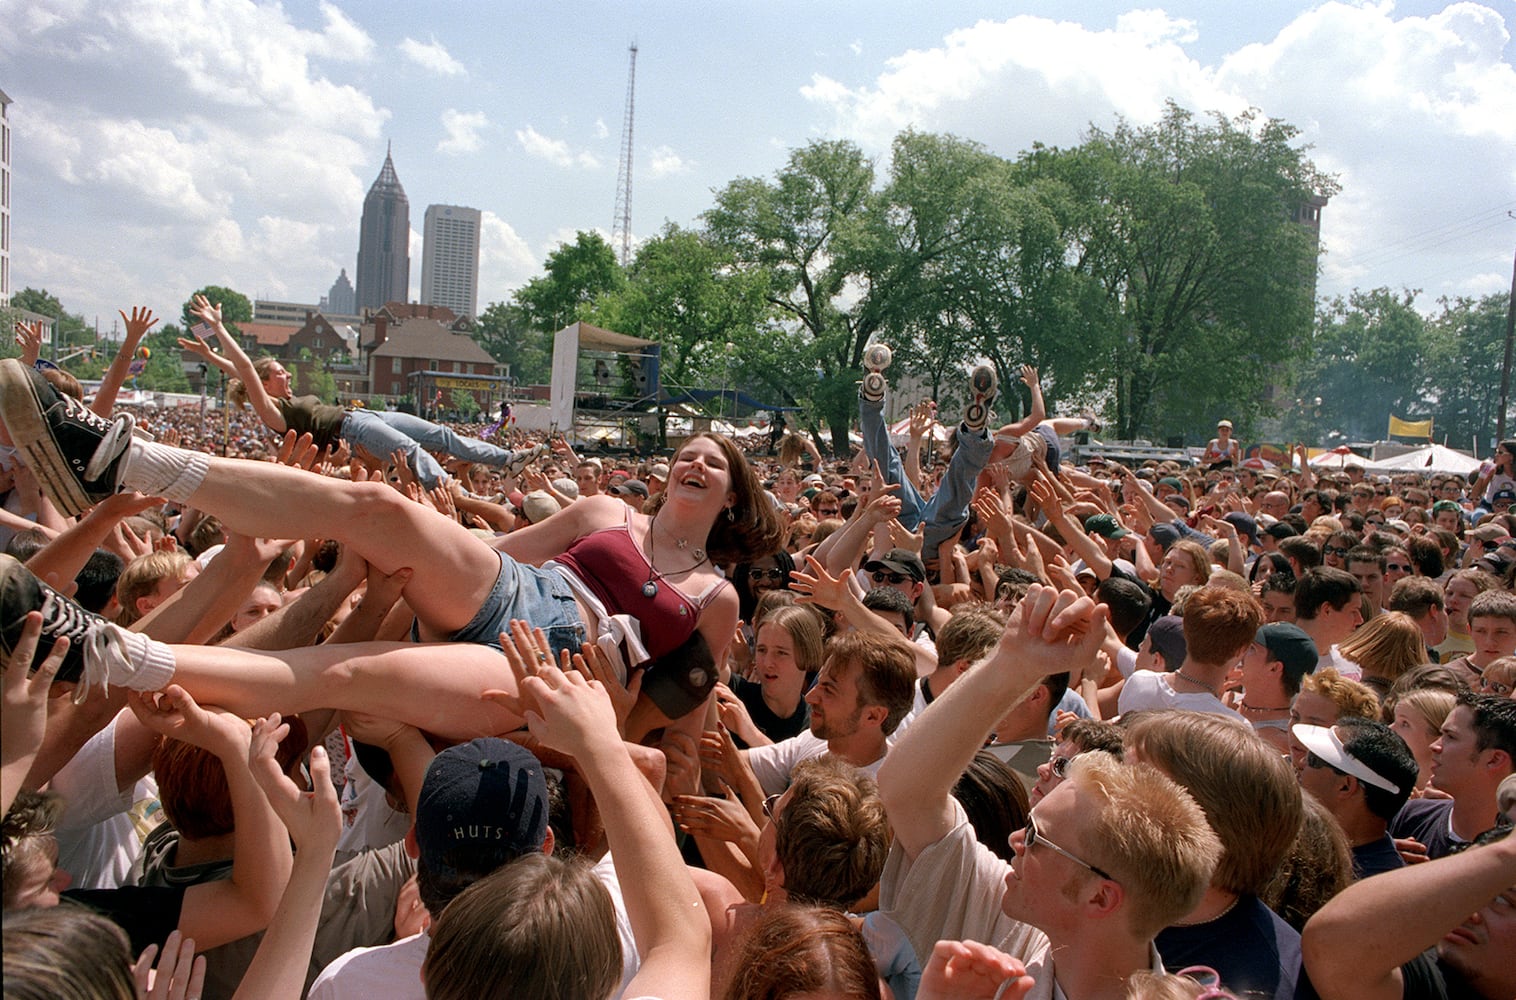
{"left": 420, "top": 204, "right": 481, "bottom": 320}
{"left": 324, "top": 268, "right": 356, "bottom": 315}
{"left": 355, "top": 147, "right": 409, "bottom": 313}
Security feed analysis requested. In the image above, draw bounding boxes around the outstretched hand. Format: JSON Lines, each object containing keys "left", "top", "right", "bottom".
{"left": 249, "top": 713, "right": 341, "bottom": 854}
{"left": 918, "top": 940, "right": 1034, "bottom": 1000}
{"left": 127, "top": 686, "right": 249, "bottom": 759}
{"left": 788, "top": 553, "right": 851, "bottom": 611}
{"left": 119, "top": 306, "right": 158, "bottom": 343}
{"left": 14, "top": 320, "right": 44, "bottom": 366}
{"left": 520, "top": 657, "right": 619, "bottom": 760}
{"left": 992, "top": 584, "right": 1106, "bottom": 687}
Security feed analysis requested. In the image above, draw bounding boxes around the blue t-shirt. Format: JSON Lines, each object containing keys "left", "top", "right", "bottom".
{"left": 1156, "top": 894, "right": 1303, "bottom": 1000}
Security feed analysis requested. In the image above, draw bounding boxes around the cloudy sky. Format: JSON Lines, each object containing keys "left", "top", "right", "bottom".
{"left": 3, "top": 0, "right": 1514, "bottom": 335}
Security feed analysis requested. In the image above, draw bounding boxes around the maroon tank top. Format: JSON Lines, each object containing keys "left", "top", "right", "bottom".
{"left": 555, "top": 511, "right": 727, "bottom": 660}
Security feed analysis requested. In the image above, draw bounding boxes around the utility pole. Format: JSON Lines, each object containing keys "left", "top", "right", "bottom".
{"left": 1500, "top": 236, "right": 1514, "bottom": 440}
{"left": 611, "top": 42, "right": 638, "bottom": 268}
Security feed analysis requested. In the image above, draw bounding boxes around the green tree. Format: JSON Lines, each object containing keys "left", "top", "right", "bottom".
{"left": 1424, "top": 292, "right": 1510, "bottom": 452}
{"left": 450, "top": 388, "right": 481, "bottom": 417}
{"left": 587, "top": 224, "right": 775, "bottom": 396}
{"left": 473, "top": 301, "right": 551, "bottom": 386}
{"left": 514, "top": 232, "right": 625, "bottom": 334}
{"left": 1291, "top": 288, "right": 1431, "bottom": 443}
{"left": 704, "top": 140, "right": 878, "bottom": 453}
{"left": 182, "top": 285, "right": 252, "bottom": 340}
{"left": 9, "top": 287, "right": 93, "bottom": 348}
{"left": 1045, "top": 103, "right": 1338, "bottom": 440}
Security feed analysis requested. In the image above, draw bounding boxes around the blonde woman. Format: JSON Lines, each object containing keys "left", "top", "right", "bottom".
{"left": 1387, "top": 687, "right": 1457, "bottom": 793}
{"left": 1337, "top": 611, "right": 1429, "bottom": 698}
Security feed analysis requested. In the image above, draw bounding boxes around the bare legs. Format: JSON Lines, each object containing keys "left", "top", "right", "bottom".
{"left": 167, "top": 640, "right": 524, "bottom": 739}
{"left": 181, "top": 457, "right": 501, "bottom": 635}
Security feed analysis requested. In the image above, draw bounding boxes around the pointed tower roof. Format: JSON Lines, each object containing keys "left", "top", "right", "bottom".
{"left": 368, "top": 146, "right": 406, "bottom": 199}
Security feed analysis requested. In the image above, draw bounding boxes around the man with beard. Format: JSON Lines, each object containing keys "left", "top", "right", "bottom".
{"left": 744, "top": 631, "right": 916, "bottom": 795}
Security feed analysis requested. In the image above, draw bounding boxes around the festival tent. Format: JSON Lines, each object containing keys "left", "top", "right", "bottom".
{"left": 1308, "top": 445, "right": 1359, "bottom": 468}
{"left": 1362, "top": 444, "right": 1482, "bottom": 476}
{"left": 888, "top": 416, "right": 953, "bottom": 446}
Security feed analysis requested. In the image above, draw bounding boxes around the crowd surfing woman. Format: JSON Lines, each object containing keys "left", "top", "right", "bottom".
{"left": 179, "top": 296, "right": 542, "bottom": 488}
{"left": 0, "top": 358, "right": 783, "bottom": 740}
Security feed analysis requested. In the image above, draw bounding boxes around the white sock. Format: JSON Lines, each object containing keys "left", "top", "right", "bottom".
{"left": 110, "top": 626, "right": 177, "bottom": 690}
{"left": 120, "top": 440, "right": 210, "bottom": 504}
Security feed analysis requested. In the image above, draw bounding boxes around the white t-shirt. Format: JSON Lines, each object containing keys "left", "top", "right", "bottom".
{"left": 745, "top": 732, "right": 886, "bottom": 796}
{"left": 308, "top": 854, "right": 639, "bottom": 1000}
{"left": 50, "top": 715, "right": 163, "bottom": 890}
{"left": 1116, "top": 670, "right": 1241, "bottom": 719}
{"left": 1318, "top": 645, "right": 1363, "bottom": 681}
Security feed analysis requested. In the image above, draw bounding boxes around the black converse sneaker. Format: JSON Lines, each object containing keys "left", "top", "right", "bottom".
{"left": 0, "top": 359, "right": 134, "bottom": 517}
{"left": 0, "top": 554, "right": 171, "bottom": 701}
{"left": 964, "top": 364, "right": 999, "bottom": 434}
{"left": 860, "top": 344, "right": 893, "bottom": 405}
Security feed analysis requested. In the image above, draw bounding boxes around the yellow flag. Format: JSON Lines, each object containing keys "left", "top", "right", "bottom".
{"left": 1388, "top": 415, "right": 1433, "bottom": 438}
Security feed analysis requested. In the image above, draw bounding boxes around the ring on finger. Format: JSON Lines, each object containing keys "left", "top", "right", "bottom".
{"left": 536, "top": 651, "right": 549, "bottom": 664}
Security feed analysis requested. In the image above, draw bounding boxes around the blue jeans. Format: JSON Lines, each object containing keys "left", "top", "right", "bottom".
{"left": 860, "top": 397, "right": 993, "bottom": 553}
{"left": 341, "top": 409, "right": 516, "bottom": 489}
{"left": 415, "top": 551, "right": 588, "bottom": 658}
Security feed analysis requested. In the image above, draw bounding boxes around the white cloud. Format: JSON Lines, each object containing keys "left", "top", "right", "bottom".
{"left": 515, "top": 125, "right": 602, "bottom": 169}
{"left": 594, "top": 118, "right": 610, "bottom": 139}
{"left": 648, "top": 145, "right": 693, "bottom": 178}
{"left": 801, "top": 3, "right": 1516, "bottom": 301}
{"left": 438, "top": 109, "right": 489, "bottom": 156}
{"left": 478, "top": 212, "right": 540, "bottom": 303}
{"left": 6, "top": 0, "right": 385, "bottom": 325}
{"left": 398, "top": 35, "right": 465, "bottom": 76}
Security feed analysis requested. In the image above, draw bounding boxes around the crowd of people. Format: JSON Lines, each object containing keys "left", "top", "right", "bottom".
{"left": 2, "top": 322, "right": 1515, "bottom": 1000}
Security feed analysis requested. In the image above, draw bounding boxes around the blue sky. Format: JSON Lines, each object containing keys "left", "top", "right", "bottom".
{"left": 4, "top": 0, "right": 1513, "bottom": 335}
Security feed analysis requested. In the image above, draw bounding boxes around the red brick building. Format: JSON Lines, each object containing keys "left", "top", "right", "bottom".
{"left": 360, "top": 302, "right": 501, "bottom": 407}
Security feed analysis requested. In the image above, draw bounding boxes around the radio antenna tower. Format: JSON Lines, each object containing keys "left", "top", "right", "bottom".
{"left": 612, "top": 42, "right": 638, "bottom": 267}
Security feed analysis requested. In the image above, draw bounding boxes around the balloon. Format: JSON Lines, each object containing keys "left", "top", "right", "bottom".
{"left": 138, "top": 346, "right": 151, "bottom": 359}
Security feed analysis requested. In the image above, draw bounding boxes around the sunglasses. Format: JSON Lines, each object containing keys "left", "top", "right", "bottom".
{"left": 762, "top": 792, "right": 783, "bottom": 820}
{"left": 1480, "top": 679, "right": 1514, "bottom": 697}
{"left": 748, "top": 568, "right": 786, "bottom": 582}
{"left": 1386, "top": 563, "right": 1413, "bottom": 573}
{"left": 1047, "top": 752, "right": 1075, "bottom": 779}
{"left": 1016, "top": 814, "right": 1115, "bottom": 882}
{"left": 1304, "top": 750, "right": 1346, "bottom": 775}
{"left": 871, "top": 571, "right": 911, "bottom": 585}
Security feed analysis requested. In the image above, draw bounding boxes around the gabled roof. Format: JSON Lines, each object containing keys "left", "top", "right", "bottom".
{"left": 241, "top": 322, "right": 298, "bottom": 347}
{"left": 365, "top": 318, "right": 496, "bottom": 365}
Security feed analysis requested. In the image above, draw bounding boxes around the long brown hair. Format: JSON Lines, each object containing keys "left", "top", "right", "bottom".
{"left": 227, "top": 356, "right": 285, "bottom": 406}
{"left": 721, "top": 904, "right": 878, "bottom": 1000}
{"left": 647, "top": 432, "right": 785, "bottom": 566}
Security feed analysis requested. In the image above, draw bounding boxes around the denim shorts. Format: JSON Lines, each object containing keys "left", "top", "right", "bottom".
{"left": 421, "top": 551, "right": 588, "bottom": 660}
{"left": 1036, "top": 423, "right": 1062, "bottom": 476}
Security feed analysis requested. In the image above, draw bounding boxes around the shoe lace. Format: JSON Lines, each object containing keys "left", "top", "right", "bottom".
{"left": 39, "top": 591, "right": 128, "bottom": 704}
{"left": 85, "top": 413, "right": 136, "bottom": 482}
{"left": 57, "top": 392, "right": 114, "bottom": 432}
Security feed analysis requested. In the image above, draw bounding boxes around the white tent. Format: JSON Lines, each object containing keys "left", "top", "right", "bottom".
{"left": 1363, "top": 444, "right": 1482, "bottom": 476}
{"left": 888, "top": 416, "right": 953, "bottom": 446}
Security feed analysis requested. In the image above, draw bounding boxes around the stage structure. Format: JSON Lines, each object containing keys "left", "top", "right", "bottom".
{"left": 550, "top": 322, "right": 662, "bottom": 447}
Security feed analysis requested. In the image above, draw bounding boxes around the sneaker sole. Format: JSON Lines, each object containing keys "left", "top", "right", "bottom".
{"left": 0, "top": 360, "right": 92, "bottom": 517}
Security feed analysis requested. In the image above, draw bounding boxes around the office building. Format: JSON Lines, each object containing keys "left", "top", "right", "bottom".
{"left": 420, "top": 204, "right": 481, "bottom": 320}
{"left": 323, "top": 268, "right": 356, "bottom": 316}
{"left": 355, "top": 147, "right": 410, "bottom": 312}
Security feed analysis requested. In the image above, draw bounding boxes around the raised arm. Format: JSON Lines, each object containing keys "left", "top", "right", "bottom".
{"left": 523, "top": 661, "right": 711, "bottom": 1000}
{"left": 1303, "top": 830, "right": 1516, "bottom": 1000}
{"left": 22, "top": 493, "right": 161, "bottom": 594}
{"left": 186, "top": 295, "right": 287, "bottom": 432}
{"left": 92, "top": 307, "right": 158, "bottom": 416}
{"left": 992, "top": 366, "right": 1046, "bottom": 439}
{"left": 878, "top": 584, "right": 1104, "bottom": 860}
{"left": 231, "top": 714, "right": 343, "bottom": 1000}
{"left": 127, "top": 687, "right": 293, "bottom": 950}
{"left": 1030, "top": 477, "right": 1112, "bottom": 580}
